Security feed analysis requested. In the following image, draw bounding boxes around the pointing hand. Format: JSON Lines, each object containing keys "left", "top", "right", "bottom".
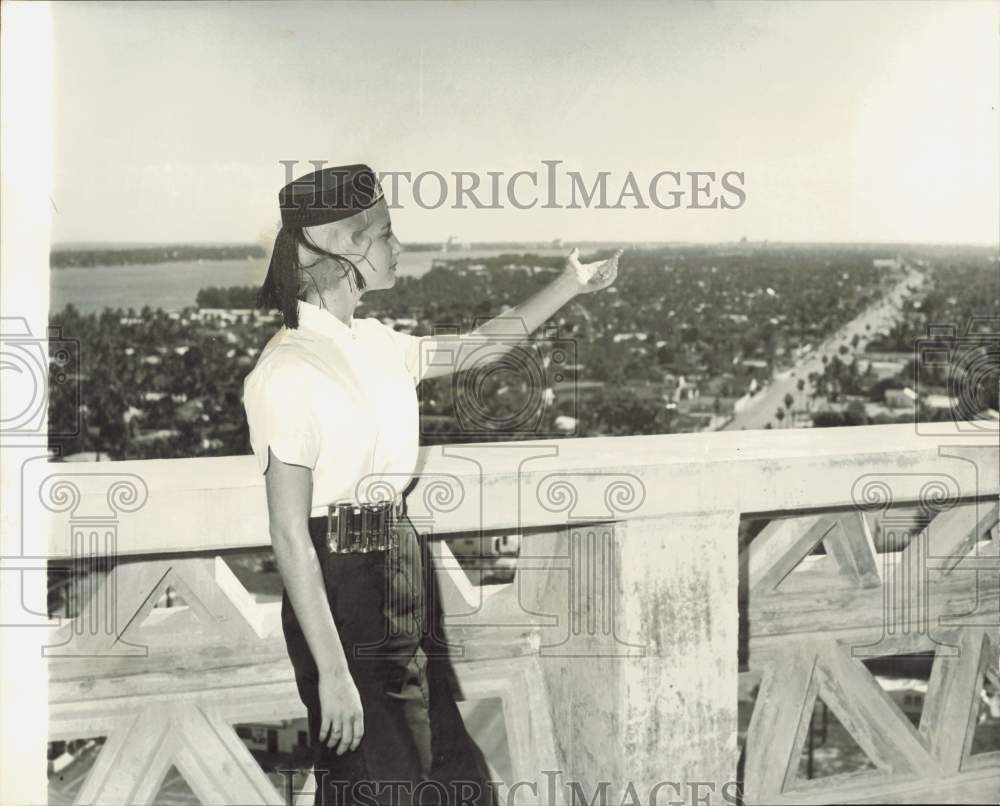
{"left": 563, "top": 247, "right": 623, "bottom": 294}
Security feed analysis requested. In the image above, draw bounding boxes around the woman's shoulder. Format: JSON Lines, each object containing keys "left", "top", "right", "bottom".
{"left": 353, "top": 316, "right": 386, "bottom": 334}
{"left": 351, "top": 316, "right": 393, "bottom": 345}
{"left": 243, "top": 339, "right": 324, "bottom": 393}
{"left": 355, "top": 316, "right": 420, "bottom": 347}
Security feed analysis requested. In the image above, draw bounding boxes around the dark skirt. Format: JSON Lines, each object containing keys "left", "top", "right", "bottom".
{"left": 280, "top": 510, "right": 498, "bottom": 806}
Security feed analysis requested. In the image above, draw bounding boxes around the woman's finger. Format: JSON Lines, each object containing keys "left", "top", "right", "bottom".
{"left": 349, "top": 712, "right": 365, "bottom": 751}
{"left": 335, "top": 719, "right": 354, "bottom": 755}
{"left": 325, "top": 718, "right": 343, "bottom": 749}
{"left": 567, "top": 247, "right": 583, "bottom": 271}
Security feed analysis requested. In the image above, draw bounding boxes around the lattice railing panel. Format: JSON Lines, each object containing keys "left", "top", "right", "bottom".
{"left": 741, "top": 497, "right": 1000, "bottom": 804}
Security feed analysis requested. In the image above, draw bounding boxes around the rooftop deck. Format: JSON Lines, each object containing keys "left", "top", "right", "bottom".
{"left": 33, "top": 423, "right": 1000, "bottom": 804}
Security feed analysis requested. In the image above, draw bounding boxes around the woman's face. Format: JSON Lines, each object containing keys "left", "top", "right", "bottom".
{"left": 348, "top": 199, "right": 401, "bottom": 292}
{"left": 302, "top": 200, "right": 401, "bottom": 294}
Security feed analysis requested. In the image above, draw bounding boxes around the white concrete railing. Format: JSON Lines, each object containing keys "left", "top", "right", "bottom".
{"left": 40, "top": 423, "right": 998, "bottom": 805}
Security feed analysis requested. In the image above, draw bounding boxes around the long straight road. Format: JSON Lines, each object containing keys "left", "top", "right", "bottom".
{"left": 720, "top": 266, "right": 924, "bottom": 432}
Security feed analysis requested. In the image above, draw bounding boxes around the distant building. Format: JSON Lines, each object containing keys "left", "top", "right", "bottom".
{"left": 673, "top": 411, "right": 719, "bottom": 433}
{"left": 884, "top": 387, "right": 917, "bottom": 409}
{"left": 866, "top": 359, "right": 907, "bottom": 381}
{"left": 863, "top": 351, "right": 913, "bottom": 364}
{"left": 192, "top": 308, "right": 255, "bottom": 324}
{"left": 132, "top": 428, "right": 180, "bottom": 445}
{"left": 62, "top": 452, "right": 108, "bottom": 462}
{"left": 552, "top": 380, "right": 605, "bottom": 402}
{"left": 442, "top": 235, "right": 470, "bottom": 252}
{"left": 554, "top": 415, "right": 578, "bottom": 432}
{"left": 446, "top": 533, "right": 521, "bottom": 558}
{"left": 612, "top": 332, "right": 648, "bottom": 343}
{"left": 924, "top": 394, "right": 959, "bottom": 411}
{"left": 493, "top": 533, "right": 520, "bottom": 555}
{"left": 673, "top": 375, "right": 698, "bottom": 403}
{"left": 174, "top": 398, "right": 204, "bottom": 422}
{"left": 235, "top": 720, "right": 310, "bottom": 756}
{"left": 877, "top": 677, "right": 927, "bottom": 724}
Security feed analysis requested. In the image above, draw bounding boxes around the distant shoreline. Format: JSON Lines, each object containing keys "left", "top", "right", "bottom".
{"left": 49, "top": 239, "right": 997, "bottom": 270}
{"left": 50, "top": 244, "right": 266, "bottom": 269}
{"left": 48, "top": 241, "right": 565, "bottom": 269}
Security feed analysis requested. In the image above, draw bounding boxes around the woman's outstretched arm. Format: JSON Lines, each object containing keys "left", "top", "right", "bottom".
{"left": 419, "top": 247, "right": 623, "bottom": 380}
{"left": 264, "top": 447, "right": 364, "bottom": 755}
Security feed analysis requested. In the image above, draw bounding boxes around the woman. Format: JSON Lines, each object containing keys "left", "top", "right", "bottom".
{"left": 243, "top": 164, "right": 621, "bottom": 806}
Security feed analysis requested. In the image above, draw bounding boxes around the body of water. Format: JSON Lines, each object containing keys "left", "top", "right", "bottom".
{"left": 50, "top": 247, "right": 574, "bottom": 315}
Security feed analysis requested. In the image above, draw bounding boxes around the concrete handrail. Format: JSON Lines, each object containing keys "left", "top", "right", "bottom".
{"left": 35, "top": 422, "right": 997, "bottom": 558}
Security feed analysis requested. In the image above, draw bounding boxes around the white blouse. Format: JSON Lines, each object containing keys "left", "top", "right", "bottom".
{"left": 242, "top": 299, "right": 427, "bottom": 517}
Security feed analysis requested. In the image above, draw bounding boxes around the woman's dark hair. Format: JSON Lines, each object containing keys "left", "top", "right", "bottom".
{"left": 256, "top": 226, "right": 366, "bottom": 328}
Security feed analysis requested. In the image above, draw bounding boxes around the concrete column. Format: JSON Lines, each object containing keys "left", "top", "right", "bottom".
{"left": 527, "top": 511, "right": 740, "bottom": 805}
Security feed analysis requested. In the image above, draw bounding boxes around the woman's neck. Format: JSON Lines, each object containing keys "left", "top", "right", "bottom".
{"left": 304, "top": 288, "right": 359, "bottom": 328}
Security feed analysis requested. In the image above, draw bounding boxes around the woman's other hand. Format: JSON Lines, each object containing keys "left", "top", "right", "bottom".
{"left": 562, "top": 247, "right": 623, "bottom": 294}
{"left": 317, "top": 668, "right": 365, "bottom": 754}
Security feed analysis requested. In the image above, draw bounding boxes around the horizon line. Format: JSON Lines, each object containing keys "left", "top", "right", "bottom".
{"left": 51, "top": 238, "right": 1000, "bottom": 249}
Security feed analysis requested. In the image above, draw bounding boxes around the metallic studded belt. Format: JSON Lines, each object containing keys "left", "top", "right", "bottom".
{"left": 321, "top": 498, "right": 404, "bottom": 553}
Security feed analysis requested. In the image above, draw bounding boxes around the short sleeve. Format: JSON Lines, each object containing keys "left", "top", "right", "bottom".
{"left": 378, "top": 321, "right": 427, "bottom": 385}
{"left": 242, "top": 363, "right": 322, "bottom": 474}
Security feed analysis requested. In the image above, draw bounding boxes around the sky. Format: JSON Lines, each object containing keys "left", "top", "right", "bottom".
{"left": 49, "top": 0, "right": 999, "bottom": 246}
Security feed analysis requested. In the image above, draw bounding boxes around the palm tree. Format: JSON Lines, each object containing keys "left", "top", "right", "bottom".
{"left": 797, "top": 377, "right": 810, "bottom": 412}
{"left": 783, "top": 392, "right": 795, "bottom": 426}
